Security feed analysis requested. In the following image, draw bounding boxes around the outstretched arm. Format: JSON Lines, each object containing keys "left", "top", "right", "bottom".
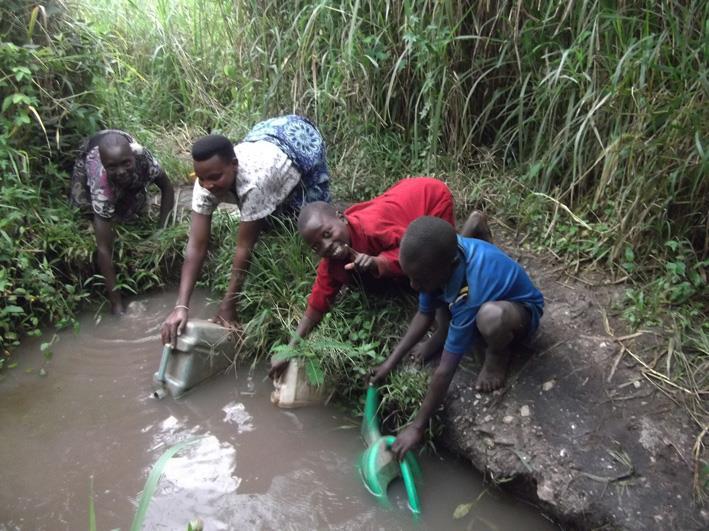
{"left": 161, "top": 211, "right": 211, "bottom": 346}
{"left": 154, "top": 170, "right": 175, "bottom": 228}
{"left": 93, "top": 216, "right": 124, "bottom": 315}
{"left": 214, "top": 218, "right": 265, "bottom": 325}
{"left": 370, "top": 310, "right": 435, "bottom": 383}
{"left": 269, "top": 305, "right": 324, "bottom": 379}
{"left": 390, "top": 350, "right": 462, "bottom": 460}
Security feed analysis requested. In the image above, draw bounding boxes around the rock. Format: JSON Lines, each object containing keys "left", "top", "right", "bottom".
{"left": 503, "top": 415, "right": 514, "bottom": 424}
{"left": 542, "top": 380, "right": 555, "bottom": 391}
{"left": 520, "top": 405, "right": 530, "bottom": 417}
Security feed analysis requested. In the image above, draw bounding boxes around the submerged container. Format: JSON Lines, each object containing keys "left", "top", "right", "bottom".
{"left": 153, "top": 319, "right": 238, "bottom": 398}
{"left": 358, "top": 386, "right": 422, "bottom": 516}
{"left": 270, "top": 359, "right": 326, "bottom": 408}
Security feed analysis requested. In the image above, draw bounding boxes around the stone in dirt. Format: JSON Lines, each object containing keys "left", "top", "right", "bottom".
{"left": 440, "top": 228, "right": 708, "bottom": 530}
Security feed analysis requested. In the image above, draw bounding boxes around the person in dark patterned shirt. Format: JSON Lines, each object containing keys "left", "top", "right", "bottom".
{"left": 70, "top": 130, "right": 174, "bottom": 314}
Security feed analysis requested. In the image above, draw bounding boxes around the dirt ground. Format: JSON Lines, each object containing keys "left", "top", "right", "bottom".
{"left": 441, "top": 225, "right": 708, "bottom": 530}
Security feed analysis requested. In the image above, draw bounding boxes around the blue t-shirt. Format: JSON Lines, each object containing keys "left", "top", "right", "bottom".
{"left": 418, "top": 236, "right": 544, "bottom": 356}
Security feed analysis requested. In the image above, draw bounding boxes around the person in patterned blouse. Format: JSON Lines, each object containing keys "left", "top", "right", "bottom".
{"left": 160, "top": 115, "right": 331, "bottom": 347}
{"left": 70, "top": 130, "right": 175, "bottom": 315}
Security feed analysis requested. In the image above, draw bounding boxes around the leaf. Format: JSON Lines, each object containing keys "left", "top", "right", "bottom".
{"left": 453, "top": 502, "right": 473, "bottom": 519}
{"left": 130, "top": 438, "right": 202, "bottom": 531}
{"left": 89, "top": 476, "right": 97, "bottom": 531}
{"left": 305, "top": 359, "right": 324, "bottom": 387}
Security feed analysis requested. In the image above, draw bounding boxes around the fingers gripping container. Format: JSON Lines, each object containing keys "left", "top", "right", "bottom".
{"left": 270, "top": 359, "right": 326, "bottom": 408}
{"left": 358, "top": 386, "right": 422, "bottom": 516}
{"left": 154, "top": 319, "right": 238, "bottom": 398}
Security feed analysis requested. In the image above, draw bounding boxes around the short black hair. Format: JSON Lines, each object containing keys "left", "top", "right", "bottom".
{"left": 297, "top": 201, "right": 337, "bottom": 232}
{"left": 401, "top": 216, "right": 457, "bottom": 270}
{"left": 192, "top": 135, "right": 235, "bottom": 163}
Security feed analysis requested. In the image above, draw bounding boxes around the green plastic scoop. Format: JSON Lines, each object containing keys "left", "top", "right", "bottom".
{"left": 358, "top": 386, "right": 422, "bottom": 516}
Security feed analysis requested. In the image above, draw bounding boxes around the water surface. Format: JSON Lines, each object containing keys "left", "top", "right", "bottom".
{"left": 0, "top": 291, "right": 555, "bottom": 530}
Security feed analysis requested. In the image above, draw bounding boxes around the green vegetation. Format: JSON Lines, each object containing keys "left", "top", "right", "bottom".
{"left": 1, "top": 0, "right": 706, "bottom": 468}
{"left": 88, "top": 437, "right": 204, "bottom": 531}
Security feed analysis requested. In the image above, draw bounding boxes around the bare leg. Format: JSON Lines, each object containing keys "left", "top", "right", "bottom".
{"left": 475, "top": 301, "right": 530, "bottom": 392}
{"left": 411, "top": 307, "right": 450, "bottom": 364}
{"left": 461, "top": 210, "right": 493, "bottom": 243}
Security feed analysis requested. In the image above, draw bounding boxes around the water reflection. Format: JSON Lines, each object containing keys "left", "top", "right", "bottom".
{"left": 0, "top": 292, "right": 555, "bottom": 531}
{"left": 222, "top": 401, "right": 254, "bottom": 433}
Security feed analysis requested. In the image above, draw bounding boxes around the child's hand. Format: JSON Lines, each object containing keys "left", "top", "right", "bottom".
{"left": 269, "top": 358, "right": 289, "bottom": 380}
{"left": 369, "top": 360, "right": 394, "bottom": 385}
{"left": 344, "top": 246, "right": 378, "bottom": 275}
{"left": 391, "top": 425, "right": 424, "bottom": 461}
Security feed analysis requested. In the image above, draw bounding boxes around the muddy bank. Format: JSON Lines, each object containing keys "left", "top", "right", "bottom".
{"left": 439, "top": 232, "right": 708, "bottom": 530}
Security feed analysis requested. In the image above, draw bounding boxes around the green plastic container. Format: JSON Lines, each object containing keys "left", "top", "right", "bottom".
{"left": 358, "top": 386, "right": 422, "bottom": 516}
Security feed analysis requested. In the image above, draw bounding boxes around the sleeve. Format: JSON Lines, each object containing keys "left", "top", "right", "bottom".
{"left": 236, "top": 142, "right": 301, "bottom": 222}
{"left": 443, "top": 306, "right": 480, "bottom": 356}
{"left": 84, "top": 147, "right": 115, "bottom": 220}
{"left": 307, "top": 259, "right": 346, "bottom": 314}
{"left": 418, "top": 292, "right": 442, "bottom": 315}
{"left": 137, "top": 147, "right": 163, "bottom": 184}
{"left": 69, "top": 155, "right": 91, "bottom": 209}
{"left": 191, "top": 179, "right": 219, "bottom": 216}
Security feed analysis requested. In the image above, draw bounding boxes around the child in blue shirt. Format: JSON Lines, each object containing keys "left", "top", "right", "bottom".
{"left": 371, "top": 216, "right": 544, "bottom": 460}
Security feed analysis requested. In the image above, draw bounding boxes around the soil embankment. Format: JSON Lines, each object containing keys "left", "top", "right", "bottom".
{"left": 441, "top": 229, "right": 708, "bottom": 530}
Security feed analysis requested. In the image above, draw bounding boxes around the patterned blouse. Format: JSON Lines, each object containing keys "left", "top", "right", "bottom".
{"left": 70, "top": 130, "right": 164, "bottom": 221}
{"left": 191, "top": 115, "right": 331, "bottom": 221}
{"left": 191, "top": 141, "right": 302, "bottom": 221}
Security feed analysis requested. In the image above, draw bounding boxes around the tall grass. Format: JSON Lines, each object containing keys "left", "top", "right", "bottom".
{"left": 2, "top": 0, "right": 706, "bottom": 442}
{"left": 73, "top": 0, "right": 707, "bottom": 263}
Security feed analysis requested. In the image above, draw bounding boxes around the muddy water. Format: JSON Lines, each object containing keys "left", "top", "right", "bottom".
{"left": 0, "top": 291, "right": 555, "bottom": 530}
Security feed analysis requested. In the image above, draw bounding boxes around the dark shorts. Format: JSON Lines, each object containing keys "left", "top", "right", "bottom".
{"left": 521, "top": 301, "right": 543, "bottom": 341}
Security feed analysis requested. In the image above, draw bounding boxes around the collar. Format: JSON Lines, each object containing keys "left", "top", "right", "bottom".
{"left": 441, "top": 247, "right": 467, "bottom": 303}
{"left": 344, "top": 214, "right": 364, "bottom": 253}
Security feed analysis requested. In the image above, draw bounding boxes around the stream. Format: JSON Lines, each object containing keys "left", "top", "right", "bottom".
{"left": 0, "top": 291, "right": 555, "bottom": 530}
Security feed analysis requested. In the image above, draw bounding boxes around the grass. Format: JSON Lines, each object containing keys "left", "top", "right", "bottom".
{"left": 1, "top": 0, "right": 707, "bottom": 498}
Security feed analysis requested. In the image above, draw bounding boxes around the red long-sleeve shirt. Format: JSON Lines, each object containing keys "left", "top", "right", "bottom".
{"left": 307, "top": 177, "right": 455, "bottom": 314}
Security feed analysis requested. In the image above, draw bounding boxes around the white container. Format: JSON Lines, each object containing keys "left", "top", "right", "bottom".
{"left": 154, "top": 319, "right": 238, "bottom": 398}
{"left": 270, "top": 359, "right": 327, "bottom": 408}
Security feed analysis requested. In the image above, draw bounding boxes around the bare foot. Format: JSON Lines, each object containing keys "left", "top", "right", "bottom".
{"left": 475, "top": 349, "right": 511, "bottom": 392}
{"left": 462, "top": 210, "right": 493, "bottom": 243}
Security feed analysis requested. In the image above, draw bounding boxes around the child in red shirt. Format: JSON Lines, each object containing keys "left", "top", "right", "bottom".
{"left": 269, "top": 177, "right": 492, "bottom": 378}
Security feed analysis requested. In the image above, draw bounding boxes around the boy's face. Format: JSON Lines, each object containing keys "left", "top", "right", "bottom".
{"left": 100, "top": 144, "right": 136, "bottom": 187}
{"left": 300, "top": 210, "right": 351, "bottom": 260}
{"left": 401, "top": 255, "right": 456, "bottom": 294}
{"left": 194, "top": 155, "right": 237, "bottom": 199}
